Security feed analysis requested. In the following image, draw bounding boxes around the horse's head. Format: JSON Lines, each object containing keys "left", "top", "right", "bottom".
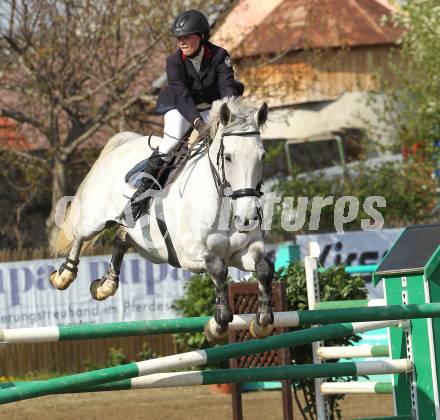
{"left": 210, "top": 98, "right": 269, "bottom": 232}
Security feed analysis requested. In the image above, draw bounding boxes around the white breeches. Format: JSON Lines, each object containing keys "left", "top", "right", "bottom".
{"left": 159, "top": 109, "right": 210, "bottom": 154}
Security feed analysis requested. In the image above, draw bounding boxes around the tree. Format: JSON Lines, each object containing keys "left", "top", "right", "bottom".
{"left": 376, "top": 1, "right": 440, "bottom": 159}
{"left": 0, "top": 0, "right": 231, "bottom": 246}
{"left": 361, "top": 0, "right": 440, "bottom": 219}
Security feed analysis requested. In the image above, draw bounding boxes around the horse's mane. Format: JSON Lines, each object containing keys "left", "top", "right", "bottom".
{"left": 208, "top": 97, "right": 259, "bottom": 139}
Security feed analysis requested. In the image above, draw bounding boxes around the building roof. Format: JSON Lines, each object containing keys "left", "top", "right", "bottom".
{"left": 212, "top": 0, "right": 402, "bottom": 58}
{"left": 0, "top": 117, "right": 30, "bottom": 150}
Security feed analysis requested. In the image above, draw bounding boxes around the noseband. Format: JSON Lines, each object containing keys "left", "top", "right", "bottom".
{"left": 217, "top": 130, "right": 263, "bottom": 200}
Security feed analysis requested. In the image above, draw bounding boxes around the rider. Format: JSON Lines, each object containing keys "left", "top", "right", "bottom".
{"left": 119, "top": 9, "right": 244, "bottom": 225}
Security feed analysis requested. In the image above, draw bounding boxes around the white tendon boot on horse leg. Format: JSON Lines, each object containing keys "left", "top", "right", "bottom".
{"left": 90, "top": 229, "right": 130, "bottom": 301}
{"left": 49, "top": 266, "right": 77, "bottom": 290}
{"left": 49, "top": 238, "right": 83, "bottom": 290}
{"left": 204, "top": 317, "right": 227, "bottom": 343}
{"left": 90, "top": 269, "right": 119, "bottom": 301}
{"left": 249, "top": 317, "right": 274, "bottom": 339}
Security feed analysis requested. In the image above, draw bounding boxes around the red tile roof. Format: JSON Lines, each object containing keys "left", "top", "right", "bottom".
{"left": 0, "top": 117, "right": 30, "bottom": 150}
{"left": 213, "top": 0, "right": 402, "bottom": 58}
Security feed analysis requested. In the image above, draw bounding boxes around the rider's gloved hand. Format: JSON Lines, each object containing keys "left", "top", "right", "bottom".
{"left": 194, "top": 117, "right": 208, "bottom": 136}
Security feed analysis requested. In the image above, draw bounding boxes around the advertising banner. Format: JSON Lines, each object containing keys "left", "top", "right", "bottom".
{"left": 296, "top": 228, "right": 404, "bottom": 299}
{"left": 0, "top": 231, "right": 403, "bottom": 329}
{"left": 296, "top": 228, "right": 403, "bottom": 267}
{"left": 0, "top": 254, "right": 193, "bottom": 328}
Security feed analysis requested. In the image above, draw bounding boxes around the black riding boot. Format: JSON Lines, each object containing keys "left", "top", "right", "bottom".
{"left": 118, "top": 150, "right": 166, "bottom": 226}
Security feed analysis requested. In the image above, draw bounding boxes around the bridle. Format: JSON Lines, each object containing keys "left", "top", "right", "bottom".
{"left": 207, "top": 128, "right": 264, "bottom": 229}
{"left": 211, "top": 130, "right": 263, "bottom": 200}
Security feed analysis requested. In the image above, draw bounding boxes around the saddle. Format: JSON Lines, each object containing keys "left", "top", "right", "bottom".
{"left": 124, "top": 128, "right": 201, "bottom": 212}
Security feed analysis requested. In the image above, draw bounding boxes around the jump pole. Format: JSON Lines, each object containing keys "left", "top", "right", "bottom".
{"left": 320, "top": 382, "right": 393, "bottom": 395}
{"left": 0, "top": 319, "right": 399, "bottom": 404}
{"left": 317, "top": 345, "right": 389, "bottom": 360}
{"left": 5, "top": 359, "right": 410, "bottom": 394}
{"left": 5, "top": 303, "right": 440, "bottom": 344}
{"left": 314, "top": 299, "right": 385, "bottom": 310}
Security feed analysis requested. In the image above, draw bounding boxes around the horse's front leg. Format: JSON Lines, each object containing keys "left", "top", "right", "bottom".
{"left": 204, "top": 254, "right": 233, "bottom": 343}
{"left": 251, "top": 252, "right": 275, "bottom": 338}
{"left": 49, "top": 238, "right": 83, "bottom": 290}
{"left": 90, "top": 228, "right": 130, "bottom": 300}
{"left": 231, "top": 241, "right": 275, "bottom": 338}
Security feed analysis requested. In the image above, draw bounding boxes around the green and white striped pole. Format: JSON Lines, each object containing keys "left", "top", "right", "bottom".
{"left": 317, "top": 345, "right": 389, "bottom": 360}
{"left": 314, "top": 299, "right": 385, "bottom": 310}
{"left": 3, "top": 303, "right": 440, "bottom": 344}
{"left": 4, "top": 359, "right": 409, "bottom": 394}
{"left": 320, "top": 381, "right": 393, "bottom": 395}
{"left": 0, "top": 319, "right": 397, "bottom": 404}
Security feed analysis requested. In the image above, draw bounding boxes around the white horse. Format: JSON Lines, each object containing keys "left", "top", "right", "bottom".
{"left": 50, "top": 97, "right": 274, "bottom": 341}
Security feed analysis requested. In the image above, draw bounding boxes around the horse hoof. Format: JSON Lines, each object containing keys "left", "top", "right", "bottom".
{"left": 49, "top": 269, "right": 75, "bottom": 290}
{"left": 204, "top": 318, "right": 228, "bottom": 344}
{"left": 90, "top": 278, "right": 118, "bottom": 301}
{"left": 250, "top": 319, "right": 274, "bottom": 339}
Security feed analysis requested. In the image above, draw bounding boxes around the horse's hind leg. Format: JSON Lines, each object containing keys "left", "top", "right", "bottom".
{"left": 204, "top": 255, "right": 233, "bottom": 343}
{"left": 49, "top": 238, "right": 83, "bottom": 290}
{"left": 90, "top": 228, "right": 131, "bottom": 301}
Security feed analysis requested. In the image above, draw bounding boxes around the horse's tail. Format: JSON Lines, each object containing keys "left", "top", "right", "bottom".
{"left": 51, "top": 206, "right": 75, "bottom": 256}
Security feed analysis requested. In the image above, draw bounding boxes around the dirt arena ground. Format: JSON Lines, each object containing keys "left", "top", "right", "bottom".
{"left": 0, "top": 386, "right": 394, "bottom": 419}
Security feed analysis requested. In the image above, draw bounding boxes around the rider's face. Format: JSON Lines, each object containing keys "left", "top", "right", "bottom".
{"left": 177, "top": 34, "right": 201, "bottom": 56}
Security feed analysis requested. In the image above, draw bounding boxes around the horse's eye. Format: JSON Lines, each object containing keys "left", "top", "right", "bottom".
{"left": 225, "top": 154, "right": 232, "bottom": 163}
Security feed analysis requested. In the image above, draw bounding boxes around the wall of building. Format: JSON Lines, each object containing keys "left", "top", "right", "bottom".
{"left": 238, "top": 45, "right": 398, "bottom": 107}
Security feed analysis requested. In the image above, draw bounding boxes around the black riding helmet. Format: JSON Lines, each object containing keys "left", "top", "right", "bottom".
{"left": 171, "top": 9, "right": 210, "bottom": 39}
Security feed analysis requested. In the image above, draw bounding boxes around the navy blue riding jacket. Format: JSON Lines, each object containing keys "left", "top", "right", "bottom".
{"left": 155, "top": 41, "right": 243, "bottom": 125}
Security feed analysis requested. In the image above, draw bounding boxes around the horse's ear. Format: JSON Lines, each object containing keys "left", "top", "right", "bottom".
{"left": 255, "top": 102, "right": 269, "bottom": 126}
{"left": 220, "top": 103, "right": 231, "bottom": 126}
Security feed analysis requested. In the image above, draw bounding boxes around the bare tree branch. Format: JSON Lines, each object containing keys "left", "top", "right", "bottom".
{"left": 0, "top": 147, "right": 48, "bottom": 165}
{"left": 0, "top": 108, "right": 47, "bottom": 135}
{"left": 61, "top": 38, "right": 163, "bottom": 107}
{"left": 64, "top": 95, "right": 143, "bottom": 155}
